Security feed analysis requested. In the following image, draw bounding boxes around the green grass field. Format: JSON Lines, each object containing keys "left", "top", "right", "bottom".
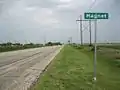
{"left": 31, "top": 45, "right": 120, "bottom": 90}
{"left": 99, "top": 44, "right": 120, "bottom": 50}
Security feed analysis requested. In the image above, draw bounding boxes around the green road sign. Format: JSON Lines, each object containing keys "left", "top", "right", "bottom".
{"left": 84, "top": 12, "right": 109, "bottom": 19}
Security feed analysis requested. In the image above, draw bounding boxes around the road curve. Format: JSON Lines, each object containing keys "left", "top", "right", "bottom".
{"left": 0, "top": 46, "right": 62, "bottom": 90}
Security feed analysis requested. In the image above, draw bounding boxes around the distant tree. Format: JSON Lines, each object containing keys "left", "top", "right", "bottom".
{"left": 53, "top": 42, "right": 62, "bottom": 45}
{"left": 6, "top": 42, "right": 12, "bottom": 46}
{"left": 29, "top": 43, "right": 34, "bottom": 45}
{"left": 45, "top": 42, "right": 53, "bottom": 46}
{"left": 1, "top": 43, "right": 7, "bottom": 46}
{"left": 68, "top": 40, "right": 70, "bottom": 44}
{"left": 48, "top": 42, "right": 53, "bottom": 46}
{"left": 15, "top": 43, "right": 21, "bottom": 46}
{"left": 33, "top": 43, "right": 42, "bottom": 47}
{"left": 45, "top": 42, "right": 62, "bottom": 46}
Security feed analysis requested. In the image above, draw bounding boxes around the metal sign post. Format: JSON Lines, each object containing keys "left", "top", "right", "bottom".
{"left": 84, "top": 12, "right": 109, "bottom": 81}
{"left": 93, "top": 19, "right": 97, "bottom": 81}
{"left": 89, "top": 20, "right": 92, "bottom": 46}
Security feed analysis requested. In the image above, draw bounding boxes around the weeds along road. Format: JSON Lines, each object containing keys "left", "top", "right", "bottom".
{"left": 0, "top": 46, "right": 62, "bottom": 90}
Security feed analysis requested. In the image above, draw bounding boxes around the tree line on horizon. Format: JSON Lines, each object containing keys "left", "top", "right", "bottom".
{"left": 0, "top": 42, "right": 62, "bottom": 52}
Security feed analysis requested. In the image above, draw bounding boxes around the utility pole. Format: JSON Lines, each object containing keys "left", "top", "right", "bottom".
{"left": 76, "top": 15, "right": 83, "bottom": 45}
{"left": 70, "top": 37, "right": 72, "bottom": 44}
{"left": 80, "top": 15, "right": 83, "bottom": 45}
{"left": 44, "top": 35, "right": 46, "bottom": 46}
{"left": 89, "top": 20, "right": 92, "bottom": 46}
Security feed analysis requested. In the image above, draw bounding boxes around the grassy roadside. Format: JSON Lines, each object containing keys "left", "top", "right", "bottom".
{"left": 31, "top": 45, "right": 120, "bottom": 90}
{"left": 99, "top": 45, "right": 120, "bottom": 50}
{"left": 82, "top": 47, "right": 120, "bottom": 90}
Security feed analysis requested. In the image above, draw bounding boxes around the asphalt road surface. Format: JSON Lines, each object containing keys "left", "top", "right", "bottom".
{"left": 0, "top": 46, "right": 62, "bottom": 90}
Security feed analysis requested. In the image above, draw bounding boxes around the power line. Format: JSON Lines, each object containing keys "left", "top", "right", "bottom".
{"left": 87, "top": 0, "right": 97, "bottom": 46}
{"left": 76, "top": 15, "right": 83, "bottom": 45}
{"left": 76, "top": 0, "right": 98, "bottom": 81}
{"left": 88, "top": 0, "right": 97, "bottom": 11}
{"left": 76, "top": 0, "right": 97, "bottom": 45}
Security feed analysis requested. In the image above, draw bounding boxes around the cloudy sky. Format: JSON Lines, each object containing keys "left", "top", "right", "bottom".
{"left": 0, "top": 0, "right": 119, "bottom": 43}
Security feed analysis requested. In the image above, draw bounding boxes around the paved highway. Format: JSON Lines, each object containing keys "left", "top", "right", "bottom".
{"left": 0, "top": 46, "right": 62, "bottom": 90}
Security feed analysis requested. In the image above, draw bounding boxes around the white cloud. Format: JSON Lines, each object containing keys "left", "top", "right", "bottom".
{"left": 33, "top": 8, "right": 59, "bottom": 26}
{"left": 57, "top": 4, "right": 71, "bottom": 8}
{"left": 25, "top": 7, "right": 37, "bottom": 11}
{"left": 57, "top": 0, "right": 94, "bottom": 10}
{"left": 60, "top": 0, "right": 72, "bottom": 3}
